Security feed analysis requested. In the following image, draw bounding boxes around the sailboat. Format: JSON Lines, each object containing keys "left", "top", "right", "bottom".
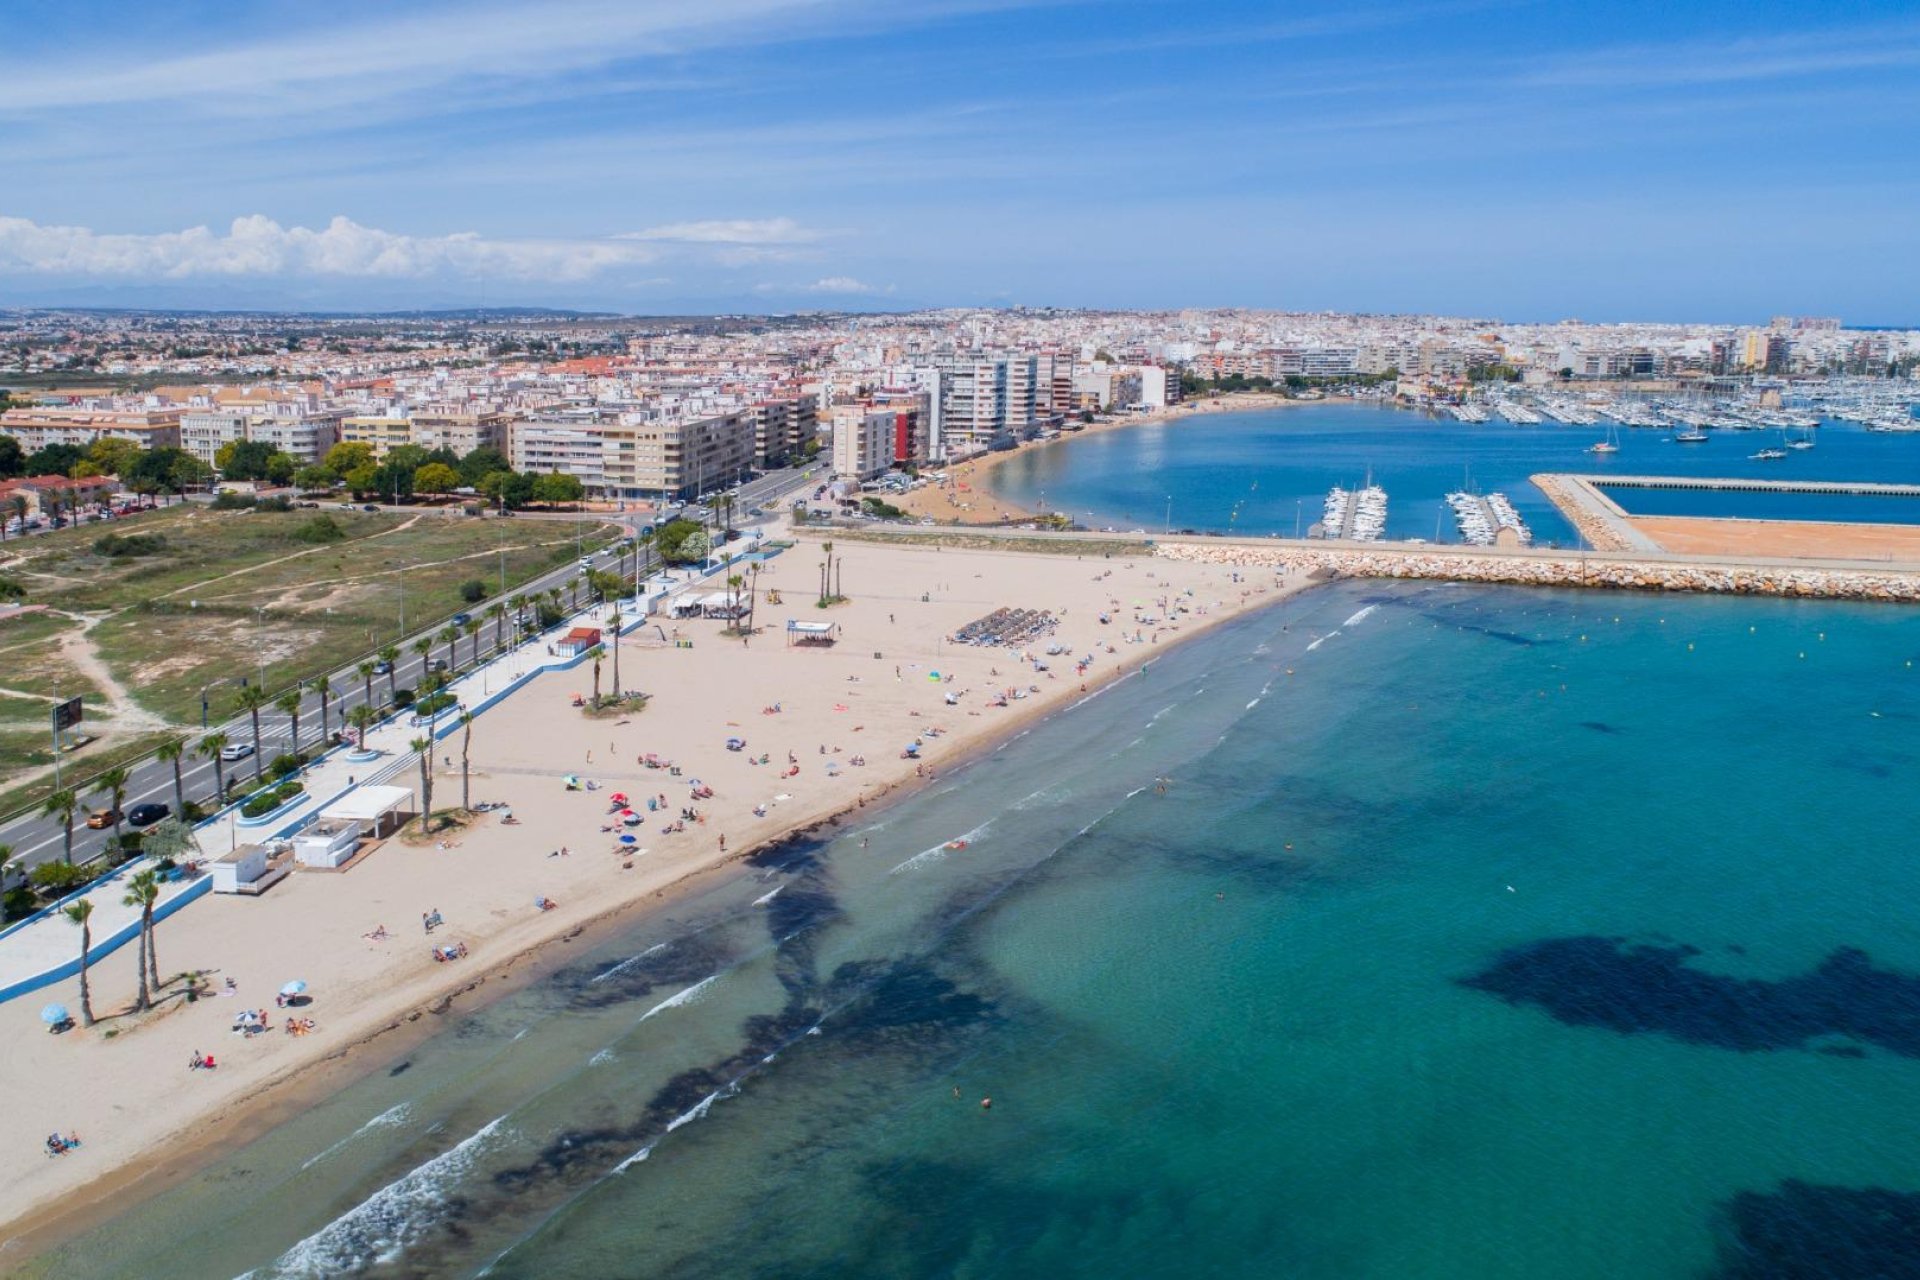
{"left": 1586, "top": 425, "right": 1620, "bottom": 455}
{"left": 1787, "top": 424, "right": 1816, "bottom": 450}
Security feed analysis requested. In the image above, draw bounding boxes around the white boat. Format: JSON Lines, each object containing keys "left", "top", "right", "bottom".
{"left": 1672, "top": 428, "right": 1708, "bottom": 444}
{"left": 1586, "top": 425, "right": 1620, "bottom": 455}
{"left": 1750, "top": 448, "right": 1787, "bottom": 461}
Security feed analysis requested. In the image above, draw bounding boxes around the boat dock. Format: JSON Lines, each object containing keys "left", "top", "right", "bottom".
{"left": 1323, "top": 485, "right": 1387, "bottom": 541}
{"left": 1582, "top": 476, "right": 1920, "bottom": 499}
{"left": 1533, "top": 472, "right": 1920, "bottom": 558}
{"left": 1445, "top": 491, "right": 1532, "bottom": 546}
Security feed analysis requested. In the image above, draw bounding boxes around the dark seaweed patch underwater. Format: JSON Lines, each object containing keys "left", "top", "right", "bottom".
{"left": 1460, "top": 937, "right": 1920, "bottom": 1056}
{"left": 1715, "top": 1181, "right": 1920, "bottom": 1280}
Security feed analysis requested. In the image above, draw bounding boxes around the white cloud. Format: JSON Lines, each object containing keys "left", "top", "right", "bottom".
{"left": 806, "top": 276, "right": 887, "bottom": 294}
{"left": 0, "top": 214, "right": 657, "bottom": 281}
{"left": 757, "top": 276, "right": 890, "bottom": 296}
{"left": 621, "top": 217, "right": 822, "bottom": 244}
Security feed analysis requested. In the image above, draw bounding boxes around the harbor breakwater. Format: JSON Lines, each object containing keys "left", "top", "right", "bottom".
{"left": 1155, "top": 541, "right": 1920, "bottom": 603}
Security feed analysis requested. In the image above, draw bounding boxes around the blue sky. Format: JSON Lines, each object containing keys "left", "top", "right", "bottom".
{"left": 1, "top": 0, "right": 1916, "bottom": 319}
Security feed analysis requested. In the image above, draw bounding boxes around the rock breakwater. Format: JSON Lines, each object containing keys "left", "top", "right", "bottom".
{"left": 1154, "top": 542, "right": 1920, "bottom": 603}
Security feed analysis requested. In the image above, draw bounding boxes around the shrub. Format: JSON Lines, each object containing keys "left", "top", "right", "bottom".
{"left": 392, "top": 687, "right": 415, "bottom": 708}
{"left": 3, "top": 886, "right": 35, "bottom": 922}
{"left": 240, "top": 781, "right": 303, "bottom": 818}
{"left": 93, "top": 531, "right": 168, "bottom": 557}
{"left": 256, "top": 495, "right": 294, "bottom": 513}
{"left": 414, "top": 691, "right": 458, "bottom": 717}
{"left": 291, "top": 514, "right": 345, "bottom": 543}
{"left": 30, "top": 861, "right": 93, "bottom": 895}
{"left": 210, "top": 492, "right": 256, "bottom": 510}
{"left": 536, "top": 604, "right": 564, "bottom": 629}
{"left": 458, "top": 578, "right": 488, "bottom": 603}
{"left": 268, "top": 752, "right": 303, "bottom": 779}
{"left": 0, "top": 577, "right": 24, "bottom": 602}
{"left": 861, "top": 497, "right": 906, "bottom": 520}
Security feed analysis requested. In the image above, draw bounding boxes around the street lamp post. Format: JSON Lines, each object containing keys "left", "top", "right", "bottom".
{"left": 1164, "top": 496, "right": 1172, "bottom": 535}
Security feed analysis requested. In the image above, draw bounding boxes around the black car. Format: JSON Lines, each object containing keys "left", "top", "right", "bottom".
{"left": 362, "top": 504, "right": 379, "bottom": 512}
{"left": 127, "top": 802, "right": 171, "bottom": 828}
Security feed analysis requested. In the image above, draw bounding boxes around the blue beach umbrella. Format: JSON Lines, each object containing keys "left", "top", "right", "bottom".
{"left": 40, "top": 1003, "right": 70, "bottom": 1026}
{"left": 618, "top": 834, "right": 638, "bottom": 845}
{"left": 280, "top": 980, "right": 307, "bottom": 997}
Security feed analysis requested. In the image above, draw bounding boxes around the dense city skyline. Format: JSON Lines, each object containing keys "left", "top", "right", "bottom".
{"left": 3, "top": 0, "right": 1918, "bottom": 319}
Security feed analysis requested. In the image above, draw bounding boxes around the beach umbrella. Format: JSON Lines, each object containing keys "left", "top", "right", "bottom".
{"left": 40, "top": 1003, "right": 69, "bottom": 1026}
{"left": 623, "top": 811, "right": 641, "bottom": 826}
{"left": 280, "top": 980, "right": 307, "bottom": 997}
{"left": 564, "top": 775, "right": 580, "bottom": 788}
{"left": 618, "top": 834, "right": 638, "bottom": 845}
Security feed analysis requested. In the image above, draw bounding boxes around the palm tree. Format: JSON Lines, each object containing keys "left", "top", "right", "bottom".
{"left": 438, "top": 625, "right": 459, "bottom": 672}
{"left": 410, "top": 636, "right": 432, "bottom": 688}
{"left": 8, "top": 494, "right": 26, "bottom": 536}
{"left": 819, "top": 539, "right": 834, "bottom": 605}
{"left": 378, "top": 644, "right": 401, "bottom": 703}
{"left": 199, "top": 731, "right": 230, "bottom": 801}
{"left": 487, "top": 601, "right": 507, "bottom": 652}
{"left": 130, "top": 866, "right": 163, "bottom": 993}
{"left": 275, "top": 688, "right": 303, "bottom": 760}
{"left": 608, "top": 610, "right": 622, "bottom": 694}
{"left": 41, "top": 789, "right": 78, "bottom": 864}
{"left": 348, "top": 703, "right": 377, "bottom": 750}
{"left": 588, "top": 644, "right": 607, "bottom": 705}
{"left": 156, "top": 738, "right": 188, "bottom": 816}
{"left": 122, "top": 870, "right": 157, "bottom": 1012}
{"left": 411, "top": 735, "right": 435, "bottom": 833}
{"left": 727, "top": 573, "right": 744, "bottom": 624}
{"left": 464, "top": 618, "right": 482, "bottom": 667}
{"left": 458, "top": 711, "right": 474, "bottom": 812}
{"left": 314, "top": 675, "right": 333, "bottom": 746}
{"left": 507, "top": 593, "right": 528, "bottom": 643}
{"left": 234, "top": 685, "right": 269, "bottom": 779}
{"left": 63, "top": 899, "right": 96, "bottom": 1027}
{"left": 358, "top": 660, "right": 378, "bottom": 712}
{"left": 93, "top": 766, "right": 131, "bottom": 853}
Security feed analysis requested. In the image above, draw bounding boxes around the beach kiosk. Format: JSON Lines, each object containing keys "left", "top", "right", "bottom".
{"left": 786, "top": 619, "right": 839, "bottom": 648}
{"left": 311, "top": 784, "right": 413, "bottom": 859}
{"left": 554, "top": 626, "right": 602, "bottom": 658}
{"left": 209, "top": 843, "right": 279, "bottom": 895}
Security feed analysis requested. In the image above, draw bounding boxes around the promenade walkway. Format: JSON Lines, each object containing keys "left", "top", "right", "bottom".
{"left": 0, "top": 545, "right": 759, "bottom": 1004}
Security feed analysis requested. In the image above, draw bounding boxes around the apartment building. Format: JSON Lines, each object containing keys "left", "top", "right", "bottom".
{"left": 410, "top": 407, "right": 509, "bottom": 455}
{"left": 0, "top": 407, "right": 183, "bottom": 453}
{"left": 747, "top": 394, "right": 819, "bottom": 469}
{"left": 609, "top": 411, "right": 756, "bottom": 500}
{"left": 338, "top": 416, "right": 414, "bottom": 459}
{"left": 918, "top": 354, "right": 1037, "bottom": 455}
{"left": 831, "top": 405, "right": 896, "bottom": 481}
{"left": 180, "top": 407, "right": 340, "bottom": 466}
{"left": 510, "top": 419, "right": 610, "bottom": 492}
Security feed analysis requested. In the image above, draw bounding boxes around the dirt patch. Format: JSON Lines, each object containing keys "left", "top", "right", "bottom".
{"left": 1628, "top": 516, "right": 1920, "bottom": 562}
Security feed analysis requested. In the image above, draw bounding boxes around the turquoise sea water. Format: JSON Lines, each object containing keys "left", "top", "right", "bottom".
{"left": 24, "top": 581, "right": 1920, "bottom": 1279}
{"left": 984, "top": 403, "right": 1920, "bottom": 543}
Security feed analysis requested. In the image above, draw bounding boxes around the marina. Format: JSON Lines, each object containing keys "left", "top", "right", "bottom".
{"left": 1322, "top": 483, "right": 1387, "bottom": 541}
{"left": 1445, "top": 491, "right": 1532, "bottom": 545}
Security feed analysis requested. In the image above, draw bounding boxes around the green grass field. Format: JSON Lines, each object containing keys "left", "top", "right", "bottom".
{"left": 0, "top": 502, "right": 618, "bottom": 812}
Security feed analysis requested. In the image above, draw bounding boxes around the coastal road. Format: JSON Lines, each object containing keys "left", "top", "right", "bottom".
{"left": 0, "top": 465, "right": 821, "bottom": 879}
{"left": 0, "top": 532, "right": 638, "bottom": 878}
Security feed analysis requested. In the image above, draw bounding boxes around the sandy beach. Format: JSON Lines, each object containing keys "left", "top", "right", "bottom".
{"left": 0, "top": 529, "right": 1313, "bottom": 1250}
{"left": 892, "top": 392, "right": 1328, "bottom": 526}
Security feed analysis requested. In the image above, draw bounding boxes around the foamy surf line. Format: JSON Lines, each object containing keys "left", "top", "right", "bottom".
{"left": 297, "top": 1103, "right": 413, "bottom": 1173}
{"left": 890, "top": 821, "right": 991, "bottom": 874}
{"left": 245, "top": 1116, "right": 510, "bottom": 1279}
{"left": 1305, "top": 630, "right": 1339, "bottom": 651}
{"left": 591, "top": 942, "right": 668, "bottom": 984}
{"left": 1344, "top": 604, "right": 1379, "bottom": 627}
{"left": 640, "top": 974, "right": 720, "bottom": 1021}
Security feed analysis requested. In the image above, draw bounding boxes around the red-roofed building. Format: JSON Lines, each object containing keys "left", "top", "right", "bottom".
{"left": 554, "top": 626, "right": 602, "bottom": 657}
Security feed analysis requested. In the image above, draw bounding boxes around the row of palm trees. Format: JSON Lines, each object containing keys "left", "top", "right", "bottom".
{"left": 28, "top": 547, "right": 645, "bottom": 872}
{"left": 56, "top": 864, "right": 166, "bottom": 1029}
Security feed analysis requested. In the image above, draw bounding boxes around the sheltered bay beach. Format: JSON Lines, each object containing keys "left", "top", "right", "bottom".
{"left": 0, "top": 530, "right": 1306, "bottom": 1250}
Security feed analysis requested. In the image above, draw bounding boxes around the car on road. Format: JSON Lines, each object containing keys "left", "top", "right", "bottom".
{"left": 362, "top": 504, "right": 379, "bottom": 512}
{"left": 372, "top": 659, "right": 393, "bottom": 674}
{"left": 85, "top": 807, "right": 122, "bottom": 829}
{"left": 450, "top": 612, "right": 472, "bottom": 626}
{"left": 219, "top": 742, "right": 255, "bottom": 762}
{"left": 429, "top": 658, "right": 449, "bottom": 672}
{"left": 128, "top": 803, "right": 170, "bottom": 828}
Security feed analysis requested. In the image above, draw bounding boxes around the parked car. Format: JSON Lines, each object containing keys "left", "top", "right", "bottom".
{"left": 85, "top": 807, "right": 122, "bottom": 830}
{"left": 127, "top": 803, "right": 170, "bottom": 828}
{"left": 219, "top": 742, "right": 255, "bottom": 762}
